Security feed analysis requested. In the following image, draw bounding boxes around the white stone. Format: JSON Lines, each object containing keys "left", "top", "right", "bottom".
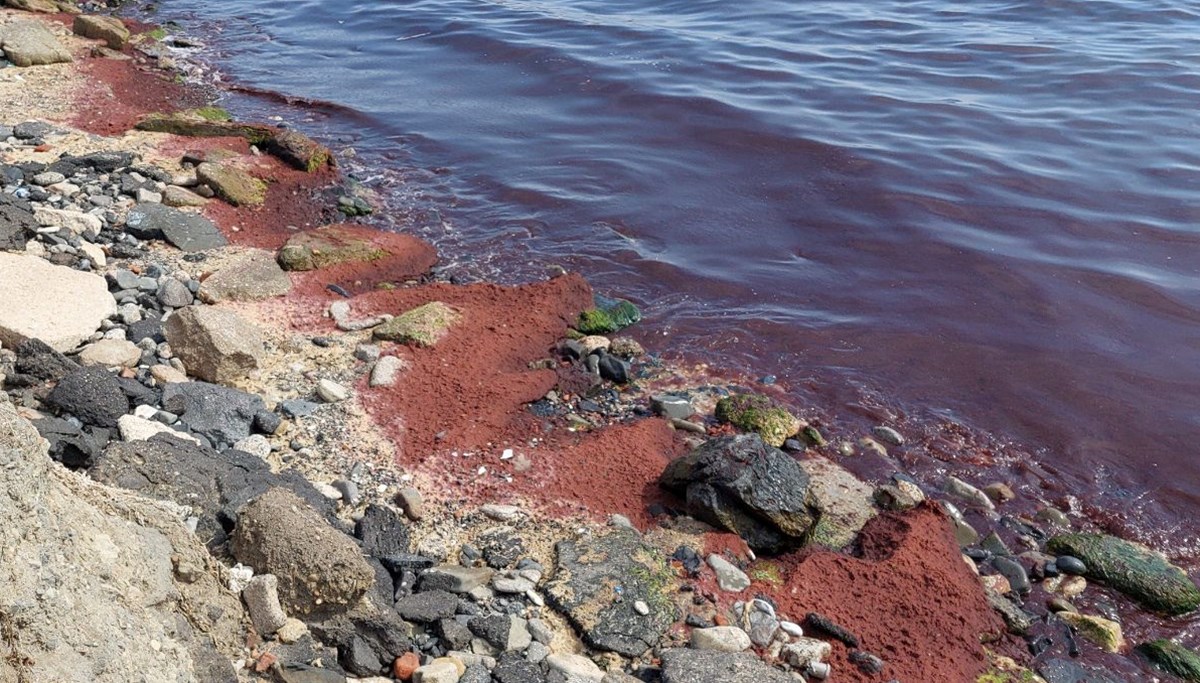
{"left": 707, "top": 554, "right": 751, "bottom": 592}
{"left": 480, "top": 504, "right": 524, "bottom": 522}
{"left": 117, "top": 415, "right": 200, "bottom": 445}
{"left": 370, "top": 354, "right": 407, "bottom": 387}
{"left": 691, "top": 626, "right": 752, "bottom": 652}
{"left": 78, "top": 240, "right": 106, "bottom": 267}
{"left": 276, "top": 618, "right": 307, "bottom": 644}
{"left": 779, "top": 621, "right": 804, "bottom": 638}
{"left": 77, "top": 339, "right": 141, "bottom": 368}
{"left": 33, "top": 207, "right": 103, "bottom": 235}
{"left": 233, "top": 434, "right": 271, "bottom": 458}
{"left": 782, "top": 637, "right": 832, "bottom": 669}
{"left": 0, "top": 253, "right": 116, "bottom": 352}
{"left": 412, "top": 660, "right": 459, "bottom": 683}
{"left": 316, "top": 378, "right": 349, "bottom": 403}
{"left": 228, "top": 563, "right": 254, "bottom": 593}
{"left": 242, "top": 574, "right": 287, "bottom": 635}
{"left": 545, "top": 653, "right": 604, "bottom": 682}
{"left": 633, "top": 600, "right": 650, "bottom": 615}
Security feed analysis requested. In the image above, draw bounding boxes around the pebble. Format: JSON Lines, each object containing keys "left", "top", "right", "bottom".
{"left": 396, "top": 487, "right": 424, "bottom": 520}
{"left": 707, "top": 554, "right": 750, "bottom": 593}
{"left": 633, "top": 600, "right": 650, "bottom": 615}
{"left": 779, "top": 621, "right": 804, "bottom": 638}
{"left": 527, "top": 619, "right": 553, "bottom": 645}
{"left": 691, "top": 626, "right": 752, "bottom": 652}
{"left": 316, "top": 378, "right": 350, "bottom": 403}
{"left": 1055, "top": 555, "right": 1087, "bottom": 576}
{"left": 332, "top": 479, "right": 360, "bottom": 505}
{"left": 370, "top": 355, "right": 406, "bottom": 387}
{"left": 944, "top": 475, "right": 997, "bottom": 511}
{"left": 480, "top": 504, "right": 524, "bottom": 522}
{"left": 871, "top": 425, "right": 904, "bottom": 446}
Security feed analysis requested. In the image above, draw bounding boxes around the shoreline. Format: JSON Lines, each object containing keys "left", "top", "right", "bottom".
{"left": 0, "top": 5, "right": 1197, "bottom": 683}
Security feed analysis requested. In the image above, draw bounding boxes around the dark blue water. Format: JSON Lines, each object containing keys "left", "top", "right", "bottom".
{"left": 143, "top": 0, "right": 1200, "bottom": 552}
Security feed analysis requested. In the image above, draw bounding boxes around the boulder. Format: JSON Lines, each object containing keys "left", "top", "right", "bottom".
{"left": 544, "top": 527, "right": 677, "bottom": 656}
{"left": 134, "top": 113, "right": 332, "bottom": 172}
{"left": 0, "top": 253, "right": 116, "bottom": 352}
{"left": 0, "top": 399, "right": 245, "bottom": 683}
{"left": 659, "top": 649, "right": 792, "bottom": 683}
{"left": 277, "top": 223, "right": 436, "bottom": 277}
{"left": 714, "top": 393, "right": 802, "bottom": 447}
{"left": 124, "top": 203, "right": 227, "bottom": 252}
{"left": 160, "top": 381, "right": 266, "bottom": 447}
{"left": 163, "top": 306, "right": 264, "bottom": 384}
{"left": 1047, "top": 533, "right": 1200, "bottom": 615}
{"left": 658, "top": 434, "right": 819, "bottom": 553}
{"left": 1138, "top": 640, "right": 1200, "bottom": 681}
{"left": 1057, "top": 612, "right": 1124, "bottom": 653}
{"left": 33, "top": 206, "right": 103, "bottom": 235}
{"left": 13, "top": 338, "right": 78, "bottom": 382}
{"left": 373, "top": 301, "right": 459, "bottom": 347}
{"left": 72, "top": 15, "right": 130, "bottom": 50}
{"left": 799, "top": 455, "right": 877, "bottom": 549}
{"left": 0, "top": 20, "right": 71, "bottom": 67}
{"left": 91, "top": 434, "right": 332, "bottom": 548}
{"left": 231, "top": 488, "right": 375, "bottom": 615}
{"left": 196, "top": 162, "right": 266, "bottom": 207}
{"left": 197, "top": 249, "right": 292, "bottom": 303}
{"left": 46, "top": 366, "right": 129, "bottom": 428}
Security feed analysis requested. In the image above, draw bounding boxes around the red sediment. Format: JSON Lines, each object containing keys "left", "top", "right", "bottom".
{"left": 70, "top": 54, "right": 207, "bottom": 135}
{"left": 767, "top": 503, "right": 1005, "bottom": 683}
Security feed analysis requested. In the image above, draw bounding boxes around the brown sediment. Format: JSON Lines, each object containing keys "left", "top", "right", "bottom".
{"left": 768, "top": 503, "right": 1006, "bottom": 683}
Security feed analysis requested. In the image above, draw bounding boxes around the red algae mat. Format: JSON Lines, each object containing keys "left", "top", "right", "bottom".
{"left": 768, "top": 503, "right": 1005, "bottom": 683}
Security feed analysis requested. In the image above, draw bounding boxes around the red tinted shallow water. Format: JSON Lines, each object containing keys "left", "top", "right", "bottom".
{"left": 132, "top": 0, "right": 1200, "bottom": 650}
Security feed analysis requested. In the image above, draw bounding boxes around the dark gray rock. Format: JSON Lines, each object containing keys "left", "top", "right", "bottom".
{"left": 459, "top": 664, "right": 492, "bottom": 683}
{"left": 492, "top": 651, "right": 546, "bottom": 683}
{"left": 0, "top": 194, "right": 36, "bottom": 251}
{"left": 161, "top": 381, "right": 266, "bottom": 448}
{"left": 157, "top": 279, "right": 194, "bottom": 308}
{"left": 651, "top": 394, "right": 694, "bottom": 420}
{"left": 481, "top": 530, "right": 524, "bottom": 569}
{"left": 544, "top": 527, "right": 677, "bottom": 656}
{"left": 90, "top": 435, "right": 331, "bottom": 548}
{"left": 281, "top": 399, "right": 320, "bottom": 418}
{"left": 991, "top": 556, "right": 1031, "bottom": 594}
{"left": 1055, "top": 555, "right": 1087, "bottom": 576}
{"left": 660, "top": 649, "right": 792, "bottom": 683}
{"left": 596, "top": 350, "right": 630, "bottom": 384}
{"left": 31, "top": 417, "right": 104, "bottom": 469}
{"left": 394, "top": 590, "right": 459, "bottom": 622}
{"left": 468, "top": 614, "right": 513, "bottom": 649}
{"left": 308, "top": 610, "right": 412, "bottom": 675}
{"left": 277, "top": 665, "right": 347, "bottom": 683}
{"left": 47, "top": 366, "right": 129, "bottom": 428}
{"left": 437, "top": 617, "right": 473, "bottom": 650}
{"left": 124, "top": 203, "right": 227, "bottom": 251}
{"left": 14, "top": 338, "right": 78, "bottom": 381}
{"left": 355, "top": 503, "right": 410, "bottom": 558}
{"left": 254, "top": 409, "right": 282, "bottom": 435}
{"left": 13, "top": 121, "right": 52, "bottom": 140}
{"left": 658, "top": 434, "right": 819, "bottom": 553}
{"left": 1037, "top": 658, "right": 1124, "bottom": 683}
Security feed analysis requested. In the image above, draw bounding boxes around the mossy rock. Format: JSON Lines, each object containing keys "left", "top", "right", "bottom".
{"left": 277, "top": 227, "right": 389, "bottom": 272}
{"left": 1046, "top": 533, "right": 1200, "bottom": 616}
{"left": 1057, "top": 612, "right": 1124, "bottom": 653}
{"left": 1139, "top": 640, "right": 1200, "bottom": 681}
{"left": 373, "top": 302, "right": 459, "bottom": 347}
{"left": 714, "top": 393, "right": 802, "bottom": 447}
{"left": 798, "top": 456, "right": 877, "bottom": 550}
{"left": 196, "top": 162, "right": 265, "bottom": 207}
{"left": 577, "top": 295, "right": 642, "bottom": 334}
{"left": 977, "top": 653, "right": 1045, "bottom": 683}
{"left": 135, "top": 113, "right": 332, "bottom": 172}
{"left": 577, "top": 308, "right": 617, "bottom": 334}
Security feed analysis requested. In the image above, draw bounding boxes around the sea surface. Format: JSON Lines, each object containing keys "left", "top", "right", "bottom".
{"left": 138, "top": 0, "right": 1200, "bottom": 554}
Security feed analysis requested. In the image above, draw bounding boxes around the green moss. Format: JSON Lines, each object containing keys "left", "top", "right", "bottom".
{"left": 373, "top": 302, "right": 460, "bottom": 347}
{"left": 630, "top": 550, "right": 676, "bottom": 615}
{"left": 748, "top": 561, "right": 784, "bottom": 587}
{"left": 145, "top": 27, "right": 166, "bottom": 41}
{"left": 1047, "top": 533, "right": 1200, "bottom": 615}
{"left": 577, "top": 308, "right": 617, "bottom": 335}
{"left": 1139, "top": 640, "right": 1200, "bottom": 681}
{"left": 714, "top": 393, "right": 802, "bottom": 447}
{"left": 193, "top": 106, "right": 231, "bottom": 122}
{"left": 801, "top": 425, "right": 826, "bottom": 446}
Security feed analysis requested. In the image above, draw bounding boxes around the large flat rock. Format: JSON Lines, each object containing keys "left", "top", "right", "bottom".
{"left": 0, "top": 252, "right": 116, "bottom": 352}
{"left": 0, "top": 399, "right": 245, "bottom": 682}
{"left": 0, "top": 20, "right": 71, "bottom": 67}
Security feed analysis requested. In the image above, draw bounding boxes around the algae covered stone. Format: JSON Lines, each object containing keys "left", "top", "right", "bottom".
{"left": 373, "top": 302, "right": 459, "bottom": 347}
{"left": 276, "top": 223, "right": 436, "bottom": 277}
{"left": 714, "top": 393, "right": 802, "bottom": 447}
{"left": 1138, "top": 639, "right": 1200, "bottom": 681}
{"left": 1046, "top": 533, "right": 1200, "bottom": 615}
{"left": 577, "top": 295, "right": 642, "bottom": 334}
{"left": 196, "top": 162, "right": 266, "bottom": 207}
{"left": 798, "top": 455, "right": 877, "bottom": 550}
{"left": 1056, "top": 612, "right": 1124, "bottom": 653}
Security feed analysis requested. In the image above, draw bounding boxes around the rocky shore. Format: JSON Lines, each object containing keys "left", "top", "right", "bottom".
{"left": 2, "top": 4, "right": 1199, "bottom": 683}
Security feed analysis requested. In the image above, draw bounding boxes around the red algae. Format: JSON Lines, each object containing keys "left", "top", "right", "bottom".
{"left": 767, "top": 503, "right": 1006, "bottom": 683}
{"left": 71, "top": 55, "right": 207, "bottom": 135}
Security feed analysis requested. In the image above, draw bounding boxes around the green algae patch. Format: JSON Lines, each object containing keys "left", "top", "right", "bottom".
{"left": 374, "top": 302, "right": 460, "bottom": 347}
{"left": 196, "top": 162, "right": 266, "bottom": 207}
{"left": 748, "top": 561, "right": 784, "bottom": 587}
{"left": 194, "top": 106, "right": 232, "bottom": 122}
{"left": 1139, "top": 640, "right": 1200, "bottom": 681}
{"left": 577, "top": 308, "right": 617, "bottom": 334}
{"left": 1046, "top": 533, "right": 1200, "bottom": 616}
{"left": 714, "top": 393, "right": 802, "bottom": 447}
